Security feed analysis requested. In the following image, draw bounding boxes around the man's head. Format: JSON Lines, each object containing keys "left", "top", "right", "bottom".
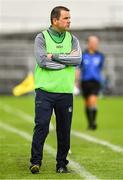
{"left": 87, "top": 36, "right": 100, "bottom": 52}
{"left": 50, "top": 6, "right": 71, "bottom": 32}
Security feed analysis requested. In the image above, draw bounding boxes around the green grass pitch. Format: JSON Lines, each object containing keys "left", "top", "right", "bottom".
{"left": 0, "top": 95, "right": 123, "bottom": 179}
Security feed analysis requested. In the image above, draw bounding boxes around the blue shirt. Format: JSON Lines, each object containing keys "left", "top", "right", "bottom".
{"left": 80, "top": 50, "right": 105, "bottom": 82}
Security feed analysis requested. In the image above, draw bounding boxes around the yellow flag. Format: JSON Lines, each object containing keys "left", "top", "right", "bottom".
{"left": 12, "top": 72, "right": 34, "bottom": 96}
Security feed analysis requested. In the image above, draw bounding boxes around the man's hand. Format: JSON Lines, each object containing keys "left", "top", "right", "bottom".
{"left": 47, "top": 54, "right": 53, "bottom": 60}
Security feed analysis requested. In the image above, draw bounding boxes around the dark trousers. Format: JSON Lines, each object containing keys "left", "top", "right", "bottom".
{"left": 30, "top": 89, "right": 73, "bottom": 168}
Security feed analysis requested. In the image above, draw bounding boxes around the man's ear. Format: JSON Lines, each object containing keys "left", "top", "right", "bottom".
{"left": 52, "top": 18, "right": 58, "bottom": 25}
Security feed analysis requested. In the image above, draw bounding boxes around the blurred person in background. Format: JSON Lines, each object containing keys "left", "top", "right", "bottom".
{"left": 30, "top": 6, "right": 81, "bottom": 174}
{"left": 78, "top": 36, "right": 105, "bottom": 130}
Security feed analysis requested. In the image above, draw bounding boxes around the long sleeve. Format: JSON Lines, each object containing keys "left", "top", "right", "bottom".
{"left": 34, "top": 33, "right": 66, "bottom": 70}
{"left": 52, "top": 35, "right": 82, "bottom": 66}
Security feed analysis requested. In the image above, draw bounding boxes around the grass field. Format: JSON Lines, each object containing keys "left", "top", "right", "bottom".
{"left": 0, "top": 95, "right": 123, "bottom": 179}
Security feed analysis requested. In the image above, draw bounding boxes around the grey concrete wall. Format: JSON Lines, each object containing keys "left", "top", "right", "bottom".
{"left": 0, "top": 28, "right": 123, "bottom": 95}
{"left": 0, "top": 0, "right": 123, "bottom": 33}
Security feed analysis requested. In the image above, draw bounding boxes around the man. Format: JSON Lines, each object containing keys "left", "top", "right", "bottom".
{"left": 79, "top": 36, "right": 105, "bottom": 130}
{"left": 30, "top": 6, "right": 81, "bottom": 174}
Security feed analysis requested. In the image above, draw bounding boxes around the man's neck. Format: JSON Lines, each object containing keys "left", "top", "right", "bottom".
{"left": 51, "top": 25, "right": 65, "bottom": 33}
{"left": 49, "top": 26, "right": 65, "bottom": 37}
{"left": 88, "top": 49, "right": 96, "bottom": 54}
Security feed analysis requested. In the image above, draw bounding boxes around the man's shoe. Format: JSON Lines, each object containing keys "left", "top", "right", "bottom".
{"left": 88, "top": 124, "right": 97, "bottom": 130}
{"left": 56, "top": 166, "right": 69, "bottom": 173}
{"left": 30, "top": 164, "right": 40, "bottom": 174}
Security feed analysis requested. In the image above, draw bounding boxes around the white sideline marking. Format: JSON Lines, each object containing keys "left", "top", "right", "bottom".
{"left": 0, "top": 122, "right": 98, "bottom": 180}
{"left": 0, "top": 104, "right": 54, "bottom": 131}
{"left": 72, "top": 131, "right": 123, "bottom": 153}
{"left": 2, "top": 104, "right": 123, "bottom": 154}
{"left": 0, "top": 104, "right": 32, "bottom": 122}
{"left": 44, "top": 144, "right": 98, "bottom": 180}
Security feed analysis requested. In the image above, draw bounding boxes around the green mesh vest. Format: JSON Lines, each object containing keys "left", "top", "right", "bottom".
{"left": 34, "top": 30, "right": 75, "bottom": 93}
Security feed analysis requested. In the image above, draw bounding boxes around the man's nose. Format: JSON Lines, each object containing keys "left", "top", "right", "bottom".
{"left": 68, "top": 19, "right": 71, "bottom": 24}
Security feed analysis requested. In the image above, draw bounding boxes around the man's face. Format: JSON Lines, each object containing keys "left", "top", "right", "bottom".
{"left": 53, "top": 10, "right": 71, "bottom": 31}
{"left": 88, "top": 36, "right": 99, "bottom": 51}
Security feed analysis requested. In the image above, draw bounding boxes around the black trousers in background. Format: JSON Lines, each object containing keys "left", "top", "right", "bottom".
{"left": 30, "top": 89, "right": 73, "bottom": 168}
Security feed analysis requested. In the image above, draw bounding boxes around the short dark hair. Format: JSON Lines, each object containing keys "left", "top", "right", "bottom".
{"left": 50, "top": 6, "right": 70, "bottom": 24}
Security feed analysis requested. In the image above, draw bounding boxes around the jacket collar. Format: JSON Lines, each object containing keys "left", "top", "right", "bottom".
{"left": 48, "top": 26, "right": 65, "bottom": 37}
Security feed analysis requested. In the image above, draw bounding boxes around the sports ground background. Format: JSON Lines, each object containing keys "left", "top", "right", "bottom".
{"left": 0, "top": 96, "right": 123, "bottom": 179}
{"left": 0, "top": 0, "right": 123, "bottom": 179}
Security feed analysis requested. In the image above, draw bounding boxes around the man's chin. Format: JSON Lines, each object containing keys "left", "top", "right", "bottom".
{"left": 60, "top": 26, "right": 70, "bottom": 32}
{"left": 65, "top": 26, "right": 70, "bottom": 30}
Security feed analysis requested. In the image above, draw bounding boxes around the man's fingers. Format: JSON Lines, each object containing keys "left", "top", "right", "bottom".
{"left": 47, "top": 54, "right": 52, "bottom": 60}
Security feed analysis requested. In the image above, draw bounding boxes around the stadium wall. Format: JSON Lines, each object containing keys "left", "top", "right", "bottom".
{"left": 0, "top": 28, "right": 123, "bottom": 95}
{"left": 0, "top": 0, "right": 123, "bottom": 33}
